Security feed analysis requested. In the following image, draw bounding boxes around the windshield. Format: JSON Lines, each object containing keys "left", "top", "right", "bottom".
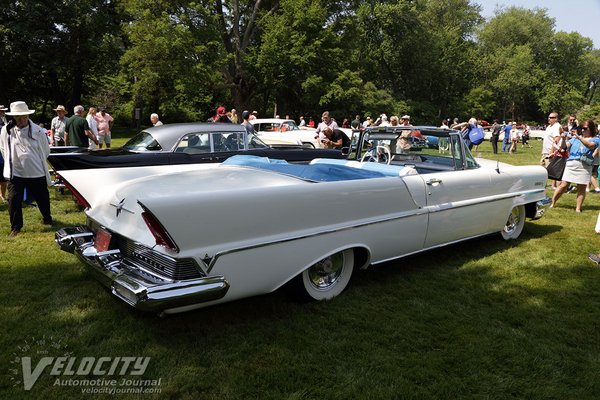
{"left": 253, "top": 121, "right": 298, "bottom": 132}
{"left": 355, "top": 128, "right": 479, "bottom": 171}
{"left": 246, "top": 132, "right": 269, "bottom": 148}
{"left": 123, "top": 131, "right": 161, "bottom": 151}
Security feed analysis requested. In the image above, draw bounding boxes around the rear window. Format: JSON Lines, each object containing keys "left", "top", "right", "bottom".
{"left": 123, "top": 132, "right": 162, "bottom": 151}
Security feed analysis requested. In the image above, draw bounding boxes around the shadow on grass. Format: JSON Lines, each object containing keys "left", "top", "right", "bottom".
{"left": 3, "top": 222, "right": 566, "bottom": 326}
{"left": 4, "top": 220, "right": 600, "bottom": 399}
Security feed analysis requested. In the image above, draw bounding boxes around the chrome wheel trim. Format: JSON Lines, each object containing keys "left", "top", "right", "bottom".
{"left": 501, "top": 205, "right": 525, "bottom": 240}
{"left": 504, "top": 208, "right": 520, "bottom": 235}
{"left": 307, "top": 252, "right": 345, "bottom": 290}
{"left": 299, "top": 249, "right": 354, "bottom": 301}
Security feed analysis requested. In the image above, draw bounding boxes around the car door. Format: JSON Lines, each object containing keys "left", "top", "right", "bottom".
{"left": 422, "top": 134, "right": 493, "bottom": 248}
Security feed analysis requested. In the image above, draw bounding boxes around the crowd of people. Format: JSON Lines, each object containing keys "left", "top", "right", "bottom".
{"left": 542, "top": 113, "right": 600, "bottom": 213}
{"left": 2, "top": 101, "right": 600, "bottom": 251}
{"left": 46, "top": 104, "right": 115, "bottom": 149}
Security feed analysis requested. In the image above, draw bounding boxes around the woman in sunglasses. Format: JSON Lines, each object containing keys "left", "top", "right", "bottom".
{"left": 551, "top": 120, "right": 600, "bottom": 212}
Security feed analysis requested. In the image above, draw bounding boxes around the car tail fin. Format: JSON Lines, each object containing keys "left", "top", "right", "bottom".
{"left": 61, "top": 177, "right": 91, "bottom": 209}
{"left": 138, "top": 202, "right": 179, "bottom": 252}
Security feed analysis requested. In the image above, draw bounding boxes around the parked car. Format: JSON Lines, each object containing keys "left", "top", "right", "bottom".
{"left": 251, "top": 118, "right": 320, "bottom": 148}
{"left": 48, "top": 123, "right": 343, "bottom": 171}
{"left": 50, "top": 146, "right": 84, "bottom": 154}
{"left": 55, "top": 126, "right": 549, "bottom": 315}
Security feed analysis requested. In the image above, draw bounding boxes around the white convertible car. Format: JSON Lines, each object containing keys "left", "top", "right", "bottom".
{"left": 56, "top": 126, "right": 549, "bottom": 315}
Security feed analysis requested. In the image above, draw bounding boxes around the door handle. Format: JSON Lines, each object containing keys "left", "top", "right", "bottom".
{"left": 426, "top": 178, "right": 442, "bottom": 186}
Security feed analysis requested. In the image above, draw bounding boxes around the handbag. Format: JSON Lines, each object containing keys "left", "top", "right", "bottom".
{"left": 580, "top": 154, "right": 594, "bottom": 166}
{"left": 468, "top": 127, "right": 484, "bottom": 145}
{"left": 546, "top": 154, "right": 566, "bottom": 181}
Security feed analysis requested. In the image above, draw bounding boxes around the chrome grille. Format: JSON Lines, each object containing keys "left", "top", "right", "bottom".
{"left": 118, "top": 240, "right": 203, "bottom": 281}
{"left": 86, "top": 219, "right": 203, "bottom": 280}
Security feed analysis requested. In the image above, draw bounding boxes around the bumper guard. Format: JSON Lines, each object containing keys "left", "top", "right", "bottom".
{"left": 55, "top": 226, "right": 229, "bottom": 312}
{"left": 532, "top": 197, "right": 551, "bottom": 220}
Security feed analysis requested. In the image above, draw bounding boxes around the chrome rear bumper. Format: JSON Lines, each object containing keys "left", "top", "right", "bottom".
{"left": 55, "top": 226, "right": 229, "bottom": 312}
{"left": 532, "top": 197, "right": 551, "bottom": 220}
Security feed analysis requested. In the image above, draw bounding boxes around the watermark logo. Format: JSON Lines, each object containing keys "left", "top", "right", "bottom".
{"left": 9, "top": 336, "right": 161, "bottom": 395}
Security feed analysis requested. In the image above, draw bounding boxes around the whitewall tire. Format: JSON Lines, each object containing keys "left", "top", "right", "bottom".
{"left": 501, "top": 205, "right": 525, "bottom": 240}
{"left": 293, "top": 249, "right": 354, "bottom": 301}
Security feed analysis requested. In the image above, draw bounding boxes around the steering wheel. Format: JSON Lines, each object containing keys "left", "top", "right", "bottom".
{"left": 361, "top": 145, "right": 391, "bottom": 164}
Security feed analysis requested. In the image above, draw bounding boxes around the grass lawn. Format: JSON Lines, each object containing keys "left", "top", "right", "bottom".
{"left": 2, "top": 137, "right": 600, "bottom": 399}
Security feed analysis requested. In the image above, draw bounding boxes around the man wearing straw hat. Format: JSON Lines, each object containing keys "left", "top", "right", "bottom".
{"left": 0, "top": 101, "right": 53, "bottom": 237}
{"left": 50, "top": 105, "right": 68, "bottom": 146}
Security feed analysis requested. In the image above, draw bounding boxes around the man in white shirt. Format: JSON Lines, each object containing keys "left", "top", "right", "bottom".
{"left": 314, "top": 111, "right": 339, "bottom": 147}
{"left": 0, "top": 101, "right": 52, "bottom": 237}
{"left": 362, "top": 117, "right": 372, "bottom": 129}
{"left": 542, "top": 112, "right": 563, "bottom": 166}
{"left": 542, "top": 112, "right": 563, "bottom": 190}
{"left": 150, "top": 113, "right": 163, "bottom": 126}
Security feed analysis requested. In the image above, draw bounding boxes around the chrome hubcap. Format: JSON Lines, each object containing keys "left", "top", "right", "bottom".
{"left": 308, "top": 252, "right": 345, "bottom": 289}
{"left": 504, "top": 208, "right": 520, "bottom": 234}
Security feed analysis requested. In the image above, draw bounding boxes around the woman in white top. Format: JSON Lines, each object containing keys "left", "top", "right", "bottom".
{"left": 86, "top": 107, "right": 99, "bottom": 150}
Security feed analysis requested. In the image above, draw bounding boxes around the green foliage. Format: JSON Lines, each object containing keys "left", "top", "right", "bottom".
{"left": 478, "top": 6, "right": 555, "bottom": 61}
{"left": 0, "top": 1, "right": 598, "bottom": 126}
{"left": 255, "top": 0, "right": 343, "bottom": 116}
{"left": 118, "top": 0, "right": 223, "bottom": 122}
{"left": 464, "top": 86, "right": 496, "bottom": 119}
{"left": 491, "top": 45, "right": 542, "bottom": 119}
{"left": 577, "top": 104, "right": 600, "bottom": 123}
{"left": 0, "top": 0, "right": 122, "bottom": 112}
{"left": 537, "top": 81, "right": 585, "bottom": 116}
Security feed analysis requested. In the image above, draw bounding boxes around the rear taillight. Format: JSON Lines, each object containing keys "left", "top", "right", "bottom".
{"left": 60, "top": 177, "right": 91, "bottom": 209}
{"left": 139, "top": 202, "right": 179, "bottom": 252}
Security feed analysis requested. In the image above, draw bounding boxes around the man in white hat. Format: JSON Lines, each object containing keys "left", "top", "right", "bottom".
{"left": 0, "top": 101, "right": 53, "bottom": 236}
{"left": 50, "top": 105, "right": 68, "bottom": 146}
{"left": 400, "top": 115, "right": 412, "bottom": 126}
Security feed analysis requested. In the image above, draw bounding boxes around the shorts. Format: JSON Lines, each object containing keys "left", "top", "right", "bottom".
{"left": 98, "top": 133, "right": 111, "bottom": 145}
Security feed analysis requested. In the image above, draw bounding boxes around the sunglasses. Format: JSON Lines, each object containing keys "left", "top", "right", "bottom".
{"left": 548, "top": 116, "right": 557, "bottom": 119}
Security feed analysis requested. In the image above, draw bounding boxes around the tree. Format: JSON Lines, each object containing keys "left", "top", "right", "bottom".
{"left": 119, "top": 0, "right": 223, "bottom": 121}
{"left": 415, "top": 0, "right": 483, "bottom": 120}
{"left": 253, "top": 0, "right": 345, "bottom": 117}
{"left": 580, "top": 50, "right": 600, "bottom": 105}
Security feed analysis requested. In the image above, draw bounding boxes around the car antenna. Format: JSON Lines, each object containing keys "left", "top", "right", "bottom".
{"left": 494, "top": 123, "right": 501, "bottom": 174}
